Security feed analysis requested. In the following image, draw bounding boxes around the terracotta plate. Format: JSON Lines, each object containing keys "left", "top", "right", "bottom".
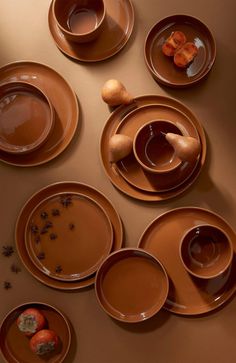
{"left": 48, "top": 0, "right": 134, "bottom": 62}
{"left": 25, "top": 192, "right": 113, "bottom": 281}
{"left": 15, "top": 182, "right": 123, "bottom": 290}
{"left": 95, "top": 248, "right": 169, "bottom": 322}
{"left": 144, "top": 15, "right": 216, "bottom": 87}
{"left": 0, "top": 302, "right": 71, "bottom": 363}
{"left": 138, "top": 207, "right": 236, "bottom": 315}
{"left": 0, "top": 61, "right": 79, "bottom": 167}
{"left": 100, "top": 95, "right": 206, "bottom": 201}
{"left": 115, "top": 104, "right": 200, "bottom": 192}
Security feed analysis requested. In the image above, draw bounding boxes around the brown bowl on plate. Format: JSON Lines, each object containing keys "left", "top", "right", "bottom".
{"left": 180, "top": 224, "right": 234, "bottom": 279}
{"left": 95, "top": 248, "right": 169, "bottom": 323}
{"left": 52, "top": 0, "right": 105, "bottom": 43}
{"left": 0, "top": 302, "right": 71, "bottom": 363}
{"left": 133, "top": 119, "right": 184, "bottom": 174}
{"left": 0, "top": 81, "right": 55, "bottom": 155}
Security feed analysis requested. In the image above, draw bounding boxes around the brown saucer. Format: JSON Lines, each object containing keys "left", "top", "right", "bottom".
{"left": 95, "top": 248, "right": 169, "bottom": 323}
{"left": 0, "top": 61, "right": 79, "bottom": 167}
{"left": 0, "top": 302, "right": 71, "bottom": 363}
{"left": 115, "top": 104, "right": 200, "bottom": 192}
{"left": 48, "top": 0, "right": 134, "bottom": 62}
{"left": 100, "top": 95, "right": 206, "bottom": 201}
{"left": 25, "top": 192, "right": 113, "bottom": 281}
{"left": 138, "top": 207, "right": 236, "bottom": 315}
{"left": 15, "top": 182, "right": 123, "bottom": 290}
{"left": 144, "top": 15, "right": 216, "bottom": 87}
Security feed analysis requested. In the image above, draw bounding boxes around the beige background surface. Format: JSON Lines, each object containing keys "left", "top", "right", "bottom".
{"left": 0, "top": 0, "right": 236, "bottom": 362}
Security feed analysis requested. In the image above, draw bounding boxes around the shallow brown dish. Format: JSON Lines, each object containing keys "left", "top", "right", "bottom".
{"left": 48, "top": 0, "right": 134, "bottom": 62}
{"left": 138, "top": 207, "right": 236, "bottom": 315}
{"left": 15, "top": 182, "right": 123, "bottom": 290}
{"left": 100, "top": 95, "right": 206, "bottom": 201}
{"left": 0, "top": 302, "right": 71, "bottom": 363}
{"left": 144, "top": 15, "right": 216, "bottom": 87}
{"left": 95, "top": 248, "right": 169, "bottom": 323}
{"left": 115, "top": 104, "right": 200, "bottom": 192}
{"left": 25, "top": 192, "right": 113, "bottom": 281}
{"left": 0, "top": 61, "right": 79, "bottom": 167}
{"left": 0, "top": 81, "right": 54, "bottom": 155}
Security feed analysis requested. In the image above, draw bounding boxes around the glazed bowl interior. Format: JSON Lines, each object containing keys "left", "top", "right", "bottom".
{"left": 133, "top": 119, "right": 183, "bottom": 174}
{"left": 0, "top": 81, "right": 54, "bottom": 155}
{"left": 180, "top": 224, "right": 234, "bottom": 279}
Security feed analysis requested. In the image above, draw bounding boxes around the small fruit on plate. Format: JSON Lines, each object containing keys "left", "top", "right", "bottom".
{"left": 29, "top": 329, "right": 59, "bottom": 355}
{"left": 162, "top": 31, "right": 187, "bottom": 56}
{"left": 17, "top": 308, "right": 46, "bottom": 336}
{"left": 174, "top": 42, "right": 198, "bottom": 68}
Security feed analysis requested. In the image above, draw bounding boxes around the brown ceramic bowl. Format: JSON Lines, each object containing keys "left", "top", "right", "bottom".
{"left": 0, "top": 302, "right": 71, "bottom": 363}
{"left": 0, "top": 81, "right": 55, "bottom": 155}
{"left": 95, "top": 248, "right": 169, "bottom": 323}
{"left": 133, "top": 120, "right": 184, "bottom": 174}
{"left": 180, "top": 224, "right": 234, "bottom": 279}
{"left": 52, "top": 0, "right": 105, "bottom": 44}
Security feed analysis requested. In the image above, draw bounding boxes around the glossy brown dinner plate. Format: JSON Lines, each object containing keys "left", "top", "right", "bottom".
{"left": 95, "top": 248, "right": 169, "bottom": 323}
{"left": 138, "top": 207, "right": 236, "bottom": 315}
{"left": 145, "top": 15, "right": 216, "bottom": 87}
{"left": 25, "top": 192, "right": 113, "bottom": 281}
{"left": 100, "top": 95, "right": 206, "bottom": 201}
{"left": 0, "top": 61, "right": 79, "bottom": 167}
{"left": 115, "top": 104, "right": 200, "bottom": 192}
{"left": 15, "top": 182, "right": 123, "bottom": 290}
{"left": 48, "top": 0, "right": 134, "bottom": 62}
{"left": 0, "top": 302, "right": 71, "bottom": 363}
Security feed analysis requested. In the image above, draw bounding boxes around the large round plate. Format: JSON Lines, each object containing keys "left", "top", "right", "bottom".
{"left": 100, "top": 95, "right": 206, "bottom": 201}
{"left": 145, "top": 15, "right": 216, "bottom": 87}
{"left": 25, "top": 192, "right": 113, "bottom": 281}
{"left": 48, "top": 0, "right": 134, "bottom": 62}
{"left": 138, "top": 207, "right": 236, "bottom": 315}
{"left": 0, "top": 61, "right": 79, "bottom": 167}
{"left": 0, "top": 302, "right": 71, "bottom": 363}
{"left": 95, "top": 248, "right": 169, "bottom": 323}
{"left": 115, "top": 104, "right": 200, "bottom": 192}
{"left": 15, "top": 182, "right": 123, "bottom": 290}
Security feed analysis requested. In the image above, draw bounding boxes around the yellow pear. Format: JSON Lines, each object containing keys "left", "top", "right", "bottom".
{"left": 165, "top": 133, "right": 201, "bottom": 162}
{"left": 108, "top": 134, "right": 133, "bottom": 163}
{"left": 101, "top": 79, "right": 133, "bottom": 106}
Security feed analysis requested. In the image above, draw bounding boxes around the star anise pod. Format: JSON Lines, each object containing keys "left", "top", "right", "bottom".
{"left": 2, "top": 245, "right": 14, "bottom": 257}
{"left": 52, "top": 209, "right": 60, "bottom": 216}
{"left": 55, "top": 265, "right": 62, "bottom": 273}
{"left": 3, "top": 281, "right": 12, "bottom": 290}
{"left": 60, "top": 195, "right": 72, "bottom": 208}
{"left": 30, "top": 225, "right": 39, "bottom": 234}
{"left": 37, "top": 252, "right": 45, "bottom": 260}
{"left": 40, "top": 211, "right": 48, "bottom": 220}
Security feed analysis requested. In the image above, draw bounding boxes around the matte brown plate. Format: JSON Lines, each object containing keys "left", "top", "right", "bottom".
{"left": 115, "top": 104, "right": 200, "bottom": 192}
{"left": 48, "top": 0, "right": 134, "bottom": 62}
{"left": 0, "top": 302, "right": 71, "bottom": 363}
{"left": 145, "top": 15, "right": 216, "bottom": 87}
{"left": 95, "top": 248, "right": 169, "bottom": 323}
{"left": 100, "top": 95, "right": 206, "bottom": 201}
{"left": 25, "top": 192, "right": 113, "bottom": 281}
{"left": 0, "top": 61, "right": 79, "bottom": 167}
{"left": 15, "top": 182, "right": 123, "bottom": 290}
{"left": 138, "top": 207, "right": 236, "bottom": 315}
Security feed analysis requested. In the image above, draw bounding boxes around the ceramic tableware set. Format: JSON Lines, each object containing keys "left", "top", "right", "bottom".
{"left": 0, "top": 1, "right": 235, "bottom": 362}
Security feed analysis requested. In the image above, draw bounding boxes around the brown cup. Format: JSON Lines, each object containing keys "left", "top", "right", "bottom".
{"left": 133, "top": 119, "right": 183, "bottom": 174}
{"left": 0, "top": 81, "right": 55, "bottom": 155}
{"left": 52, "top": 0, "right": 105, "bottom": 43}
{"left": 180, "top": 224, "right": 234, "bottom": 279}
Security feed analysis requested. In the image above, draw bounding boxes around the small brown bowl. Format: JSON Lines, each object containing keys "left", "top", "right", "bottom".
{"left": 95, "top": 247, "right": 169, "bottom": 323}
{"left": 52, "top": 0, "right": 105, "bottom": 44}
{"left": 180, "top": 224, "right": 234, "bottom": 279}
{"left": 133, "top": 119, "right": 184, "bottom": 174}
{"left": 0, "top": 302, "right": 71, "bottom": 363}
{"left": 0, "top": 81, "right": 55, "bottom": 155}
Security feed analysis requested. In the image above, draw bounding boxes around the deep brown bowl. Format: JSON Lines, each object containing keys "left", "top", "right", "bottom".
{"left": 0, "top": 81, "right": 55, "bottom": 155}
{"left": 133, "top": 119, "right": 183, "bottom": 174}
{"left": 180, "top": 224, "right": 234, "bottom": 279}
{"left": 52, "top": 0, "right": 105, "bottom": 43}
{"left": 95, "top": 248, "right": 169, "bottom": 323}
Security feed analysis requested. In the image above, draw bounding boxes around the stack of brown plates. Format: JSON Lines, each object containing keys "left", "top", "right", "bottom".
{"left": 15, "top": 182, "right": 123, "bottom": 290}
